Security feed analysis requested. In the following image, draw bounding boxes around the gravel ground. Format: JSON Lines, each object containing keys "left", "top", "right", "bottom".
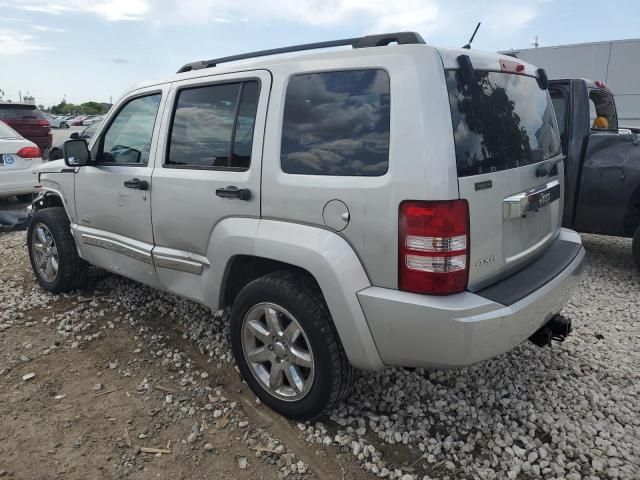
{"left": 1, "top": 230, "right": 639, "bottom": 479}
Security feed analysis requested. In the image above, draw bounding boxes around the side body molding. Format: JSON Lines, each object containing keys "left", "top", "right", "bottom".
{"left": 206, "top": 218, "right": 384, "bottom": 371}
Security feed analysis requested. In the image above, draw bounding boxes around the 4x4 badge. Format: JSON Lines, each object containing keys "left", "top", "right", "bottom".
{"left": 475, "top": 255, "right": 496, "bottom": 266}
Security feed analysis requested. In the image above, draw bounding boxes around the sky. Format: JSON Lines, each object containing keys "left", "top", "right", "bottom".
{"left": 0, "top": 0, "right": 638, "bottom": 107}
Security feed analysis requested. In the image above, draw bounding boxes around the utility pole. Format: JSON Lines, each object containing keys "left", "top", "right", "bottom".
{"left": 532, "top": 35, "right": 539, "bottom": 48}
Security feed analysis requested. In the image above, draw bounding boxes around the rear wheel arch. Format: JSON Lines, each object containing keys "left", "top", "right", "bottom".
{"left": 220, "top": 255, "right": 318, "bottom": 309}
{"left": 207, "top": 218, "right": 383, "bottom": 370}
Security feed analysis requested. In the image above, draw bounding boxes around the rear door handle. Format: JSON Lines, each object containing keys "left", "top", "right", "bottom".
{"left": 215, "top": 186, "right": 251, "bottom": 200}
{"left": 123, "top": 178, "right": 149, "bottom": 190}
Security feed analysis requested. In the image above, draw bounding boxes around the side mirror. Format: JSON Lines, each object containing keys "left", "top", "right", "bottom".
{"left": 70, "top": 132, "right": 79, "bottom": 139}
{"left": 64, "top": 139, "right": 90, "bottom": 167}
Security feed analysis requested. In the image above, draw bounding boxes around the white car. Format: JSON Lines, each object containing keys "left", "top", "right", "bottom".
{"left": 82, "top": 116, "right": 103, "bottom": 126}
{"left": 0, "top": 120, "right": 42, "bottom": 200}
{"left": 44, "top": 114, "right": 70, "bottom": 129}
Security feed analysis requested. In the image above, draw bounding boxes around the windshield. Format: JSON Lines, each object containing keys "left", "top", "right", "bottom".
{"left": 0, "top": 121, "right": 20, "bottom": 138}
{"left": 446, "top": 70, "right": 561, "bottom": 177}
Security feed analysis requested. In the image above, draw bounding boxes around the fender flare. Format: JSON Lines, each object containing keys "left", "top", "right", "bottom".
{"left": 205, "top": 218, "right": 384, "bottom": 370}
{"left": 34, "top": 174, "right": 76, "bottom": 224}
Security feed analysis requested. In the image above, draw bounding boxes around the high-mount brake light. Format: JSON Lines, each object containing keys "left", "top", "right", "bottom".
{"left": 500, "top": 59, "right": 526, "bottom": 74}
{"left": 399, "top": 200, "right": 470, "bottom": 295}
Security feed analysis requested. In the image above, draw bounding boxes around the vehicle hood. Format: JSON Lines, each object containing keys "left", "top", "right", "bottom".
{"left": 36, "top": 159, "right": 73, "bottom": 174}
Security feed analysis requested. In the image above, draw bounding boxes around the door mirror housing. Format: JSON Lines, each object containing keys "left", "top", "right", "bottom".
{"left": 64, "top": 139, "right": 91, "bottom": 167}
{"left": 70, "top": 132, "right": 80, "bottom": 139}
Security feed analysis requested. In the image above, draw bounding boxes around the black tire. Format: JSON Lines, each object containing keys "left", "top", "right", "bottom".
{"left": 230, "top": 271, "right": 353, "bottom": 420}
{"left": 27, "top": 207, "right": 88, "bottom": 293}
{"left": 633, "top": 226, "right": 640, "bottom": 270}
{"left": 61, "top": 122, "right": 69, "bottom": 129}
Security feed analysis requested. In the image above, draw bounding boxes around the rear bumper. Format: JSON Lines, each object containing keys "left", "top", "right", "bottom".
{"left": 0, "top": 169, "right": 40, "bottom": 197}
{"left": 357, "top": 229, "right": 585, "bottom": 368}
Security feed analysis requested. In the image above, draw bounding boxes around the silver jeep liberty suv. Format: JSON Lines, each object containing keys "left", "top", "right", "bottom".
{"left": 28, "top": 32, "right": 584, "bottom": 419}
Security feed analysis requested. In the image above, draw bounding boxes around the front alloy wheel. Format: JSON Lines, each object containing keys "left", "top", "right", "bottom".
{"left": 31, "top": 223, "right": 59, "bottom": 282}
{"left": 242, "top": 302, "right": 314, "bottom": 401}
{"left": 27, "top": 207, "right": 88, "bottom": 293}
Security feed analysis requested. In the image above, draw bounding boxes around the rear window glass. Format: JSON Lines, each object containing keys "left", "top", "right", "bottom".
{"left": 446, "top": 70, "right": 561, "bottom": 177}
{"left": 0, "top": 105, "right": 44, "bottom": 120}
{"left": 589, "top": 89, "right": 618, "bottom": 130}
{"left": 281, "top": 69, "right": 390, "bottom": 176}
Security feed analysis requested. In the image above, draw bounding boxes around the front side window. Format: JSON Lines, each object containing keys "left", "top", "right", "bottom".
{"left": 167, "top": 80, "right": 259, "bottom": 170}
{"left": 99, "top": 94, "right": 161, "bottom": 165}
{"left": 281, "top": 69, "right": 390, "bottom": 176}
{"left": 82, "top": 121, "right": 101, "bottom": 139}
{"left": 446, "top": 70, "right": 561, "bottom": 177}
{"left": 589, "top": 89, "right": 618, "bottom": 130}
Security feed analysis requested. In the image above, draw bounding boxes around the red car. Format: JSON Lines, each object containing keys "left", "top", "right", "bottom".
{"left": 0, "top": 103, "right": 52, "bottom": 158}
{"left": 70, "top": 115, "right": 88, "bottom": 126}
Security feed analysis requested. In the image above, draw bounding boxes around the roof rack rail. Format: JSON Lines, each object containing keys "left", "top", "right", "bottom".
{"left": 176, "top": 31, "right": 426, "bottom": 73}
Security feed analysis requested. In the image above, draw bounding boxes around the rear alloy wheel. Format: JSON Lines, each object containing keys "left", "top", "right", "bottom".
{"left": 241, "top": 302, "right": 315, "bottom": 401}
{"left": 61, "top": 122, "right": 69, "bottom": 128}
{"left": 230, "top": 271, "right": 353, "bottom": 419}
{"left": 633, "top": 226, "right": 640, "bottom": 270}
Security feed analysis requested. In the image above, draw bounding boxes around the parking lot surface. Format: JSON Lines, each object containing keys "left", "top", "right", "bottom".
{"left": 1, "top": 227, "right": 638, "bottom": 479}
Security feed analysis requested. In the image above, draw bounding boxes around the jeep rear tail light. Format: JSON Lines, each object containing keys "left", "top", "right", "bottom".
{"left": 399, "top": 200, "right": 469, "bottom": 295}
{"left": 38, "top": 120, "right": 50, "bottom": 127}
{"left": 17, "top": 146, "right": 41, "bottom": 158}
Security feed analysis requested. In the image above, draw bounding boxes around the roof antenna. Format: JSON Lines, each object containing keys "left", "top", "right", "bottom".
{"left": 462, "top": 22, "right": 481, "bottom": 49}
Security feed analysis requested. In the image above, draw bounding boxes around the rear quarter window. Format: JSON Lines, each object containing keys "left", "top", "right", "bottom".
{"left": 280, "top": 69, "right": 390, "bottom": 176}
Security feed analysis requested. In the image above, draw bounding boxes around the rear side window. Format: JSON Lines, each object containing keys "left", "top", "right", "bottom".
{"left": 167, "top": 80, "right": 259, "bottom": 170}
{"left": 589, "top": 89, "right": 618, "bottom": 130}
{"left": 446, "top": 70, "right": 561, "bottom": 177}
{"left": 0, "top": 105, "right": 45, "bottom": 120}
{"left": 281, "top": 69, "right": 390, "bottom": 176}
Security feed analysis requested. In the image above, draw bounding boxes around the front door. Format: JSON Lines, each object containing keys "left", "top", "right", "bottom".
{"left": 150, "top": 70, "right": 269, "bottom": 304}
{"left": 74, "top": 88, "right": 166, "bottom": 287}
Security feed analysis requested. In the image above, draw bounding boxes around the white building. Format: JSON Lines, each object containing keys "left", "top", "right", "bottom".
{"left": 503, "top": 38, "right": 640, "bottom": 128}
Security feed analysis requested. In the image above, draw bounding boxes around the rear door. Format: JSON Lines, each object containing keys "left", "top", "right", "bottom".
{"left": 444, "top": 65, "right": 564, "bottom": 291}
{"left": 150, "top": 70, "right": 268, "bottom": 304}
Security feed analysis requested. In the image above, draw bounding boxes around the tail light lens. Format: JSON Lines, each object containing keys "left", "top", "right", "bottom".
{"left": 17, "top": 146, "right": 42, "bottom": 158}
{"left": 38, "top": 119, "right": 50, "bottom": 127}
{"left": 399, "top": 200, "right": 469, "bottom": 295}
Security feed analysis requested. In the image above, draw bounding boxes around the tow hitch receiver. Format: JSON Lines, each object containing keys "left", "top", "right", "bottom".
{"left": 529, "top": 314, "right": 572, "bottom": 347}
